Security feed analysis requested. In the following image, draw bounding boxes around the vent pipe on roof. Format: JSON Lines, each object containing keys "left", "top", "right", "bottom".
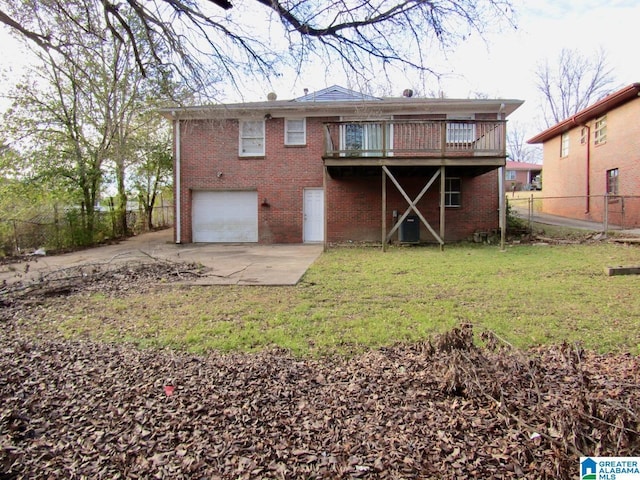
{"left": 303, "top": 88, "right": 309, "bottom": 96}
{"left": 402, "top": 89, "right": 414, "bottom": 98}
{"left": 267, "top": 92, "right": 277, "bottom": 101}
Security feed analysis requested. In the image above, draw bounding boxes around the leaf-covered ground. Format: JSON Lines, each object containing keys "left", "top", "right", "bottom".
{"left": 1, "top": 262, "right": 639, "bottom": 479}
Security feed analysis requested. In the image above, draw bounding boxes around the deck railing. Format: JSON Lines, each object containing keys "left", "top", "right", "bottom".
{"left": 323, "top": 120, "right": 506, "bottom": 158}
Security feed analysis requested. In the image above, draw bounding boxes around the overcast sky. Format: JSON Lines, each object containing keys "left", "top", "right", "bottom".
{"left": 1, "top": 0, "right": 639, "bottom": 139}
{"left": 235, "top": 0, "right": 640, "bottom": 138}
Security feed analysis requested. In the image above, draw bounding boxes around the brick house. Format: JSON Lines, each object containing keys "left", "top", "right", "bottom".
{"left": 505, "top": 161, "right": 542, "bottom": 191}
{"left": 528, "top": 83, "right": 640, "bottom": 228}
{"left": 161, "top": 86, "right": 523, "bottom": 246}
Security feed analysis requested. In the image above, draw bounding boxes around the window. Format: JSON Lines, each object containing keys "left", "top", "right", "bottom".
{"left": 606, "top": 168, "right": 619, "bottom": 195}
{"left": 446, "top": 115, "right": 475, "bottom": 144}
{"left": 446, "top": 121, "right": 475, "bottom": 144}
{"left": 339, "top": 120, "right": 391, "bottom": 156}
{"left": 445, "top": 177, "right": 461, "bottom": 207}
{"left": 580, "top": 127, "right": 588, "bottom": 145}
{"left": 239, "top": 120, "right": 265, "bottom": 156}
{"left": 594, "top": 116, "right": 607, "bottom": 145}
{"left": 285, "top": 118, "right": 306, "bottom": 145}
{"left": 505, "top": 171, "right": 516, "bottom": 181}
{"left": 560, "top": 132, "right": 569, "bottom": 157}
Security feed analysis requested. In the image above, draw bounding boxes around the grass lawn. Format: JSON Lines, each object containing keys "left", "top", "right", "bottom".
{"left": 35, "top": 242, "right": 640, "bottom": 357}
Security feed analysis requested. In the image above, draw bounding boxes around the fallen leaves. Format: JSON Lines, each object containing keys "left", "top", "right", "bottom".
{"left": 0, "top": 327, "right": 639, "bottom": 479}
{"left": 1, "top": 266, "right": 639, "bottom": 478}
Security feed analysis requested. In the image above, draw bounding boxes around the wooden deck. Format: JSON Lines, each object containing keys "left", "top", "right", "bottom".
{"left": 323, "top": 119, "right": 507, "bottom": 167}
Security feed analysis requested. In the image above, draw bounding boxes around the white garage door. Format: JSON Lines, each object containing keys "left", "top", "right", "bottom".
{"left": 192, "top": 191, "right": 258, "bottom": 242}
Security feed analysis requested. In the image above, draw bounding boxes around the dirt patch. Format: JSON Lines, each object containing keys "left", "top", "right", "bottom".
{"left": 1, "top": 267, "right": 639, "bottom": 479}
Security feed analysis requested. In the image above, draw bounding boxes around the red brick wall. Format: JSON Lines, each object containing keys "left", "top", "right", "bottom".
{"left": 541, "top": 97, "right": 640, "bottom": 227}
{"left": 176, "top": 117, "right": 328, "bottom": 243}
{"left": 325, "top": 170, "right": 500, "bottom": 243}
{"left": 176, "top": 116, "right": 503, "bottom": 243}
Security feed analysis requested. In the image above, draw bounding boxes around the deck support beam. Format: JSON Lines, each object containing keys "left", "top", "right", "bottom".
{"left": 499, "top": 166, "right": 506, "bottom": 251}
{"left": 382, "top": 168, "right": 387, "bottom": 251}
{"left": 383, "top": 166, "right": 444, "bottom": 246}
{"left": 439, "top": 166, "right": 446, "bottom": 251}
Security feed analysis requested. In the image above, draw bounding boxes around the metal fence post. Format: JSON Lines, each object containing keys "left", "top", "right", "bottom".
{"left": 603, "top": 194, "right": 609, "bottom": 234}
{"left": 12, "top": 219, "right": 19, "bottom": 254}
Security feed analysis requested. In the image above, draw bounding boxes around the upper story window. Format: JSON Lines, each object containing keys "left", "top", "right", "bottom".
{"left": 606, "top": 168, "right": 619, "bottom": 195}
{"left": 285, "top": 118, "right": 306, "bottom": 145}
{"left": 239, "top": 120, "right": 265, "bottom": 156}
{"left": 446, "top": 115, "right": 475, "bottom": 144}
{"left": 339, "top": 116, "right": 392, "bottom": 156}
{"left": 594, "top": 115, "right": 607, "bottom": 145}
{"left": 580, "top": 127, "right": 588, "bottom": 145}
{"left": 444, "top": 177, "right": 461, "bottom": 207}
{"left": 560, "top": 132, "right": 569, "bottom": 157}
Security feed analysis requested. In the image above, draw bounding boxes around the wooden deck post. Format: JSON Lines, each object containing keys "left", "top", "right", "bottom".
{"left": 323, "top": 164, "right": 328, "bottom": 252}
{"left": 499, "top": 166, "right": 506, "bottom": 251}
{"left": 440, "top": 166, "right": 446, "bottom": 251}
{"left": 382, "top": 168, "right": 387, "bottom": 252}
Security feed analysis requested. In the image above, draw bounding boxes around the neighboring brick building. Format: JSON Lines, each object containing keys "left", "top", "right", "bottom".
{"left": 505, "top": 161, "right": 542, "bottom": 191}
{"left": 528, "top": 83, "right": 640, "bottom": 228}
{"left": 161, "top": 86, "right": 523, "bottom": 245}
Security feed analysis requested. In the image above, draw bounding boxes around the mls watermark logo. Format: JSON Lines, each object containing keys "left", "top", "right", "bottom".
{"left": 581, "top": 457, "right": 640, "bottom": 479}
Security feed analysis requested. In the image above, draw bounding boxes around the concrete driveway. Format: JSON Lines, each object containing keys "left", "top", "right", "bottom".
{"left": 0, "top": 229, "right": 324, "bottom": 286}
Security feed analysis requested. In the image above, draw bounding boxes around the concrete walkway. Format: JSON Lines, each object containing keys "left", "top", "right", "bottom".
{"left": 0, "top": 229, "right": 324, "bottom": 286}
{"left": 513, "top": 209, "right": 640, "bottom": 236}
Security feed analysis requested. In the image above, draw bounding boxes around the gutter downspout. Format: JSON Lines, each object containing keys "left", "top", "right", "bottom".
{"left": 175, "top": 119, "right": 181, "bottom": 243}
{"left": 498, "top": 103, "right": 506, "bottom": 251}
{"left": 581, "top": 123, "right": 591, "bottom": 214}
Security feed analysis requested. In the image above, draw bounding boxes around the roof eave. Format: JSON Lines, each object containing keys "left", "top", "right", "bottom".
{"left": 527, "top": 83, "right": 640, "bottom": 144}
{"left": 159, "top": 98, "right": 524, "bottom": 121}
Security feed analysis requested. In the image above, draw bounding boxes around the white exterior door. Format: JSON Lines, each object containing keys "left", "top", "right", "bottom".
{"left": 192, "top": 191, "right": 258, "bottom": 242}
{"left": 303, "top": 188, "right": 324, "bottom": 243}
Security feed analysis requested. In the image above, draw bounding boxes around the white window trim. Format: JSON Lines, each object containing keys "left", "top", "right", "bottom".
{"left": 338, "top": 116, "right": 393, "bottom": 156}
{"left": 560, "top": 132, "right": 569, "bottom": 157}
{"left": 239, "top": 119, "right": 265, "bottom": 157}
{"left": 594, "top": 115, "right": 607, "bottom": 145}
{"left": 284, "top": 118, "right": 306, "bottom": 145}
{"left": 446, "top": 114, "right": 476, "bottom": 144}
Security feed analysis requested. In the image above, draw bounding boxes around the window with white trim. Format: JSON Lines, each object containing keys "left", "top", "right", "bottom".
{"left": 285, "top": 118, "right": 306, "bottom": 145}
{"left": 445, "top": 177, "right": 461, "bottom": 207}
{"left": 606, "top": 168, "right": 618, "bottom": 195}
{"left": 560, "top": 132, "right": 569, "bottom": 157}
{"left": 505, "top": 170, "right": 516, "bottom": 181}
{"left": 446, "top": 115, "right": 475, "bottom": 144}
{"left": 580, "top": 127, "right": 588, "bottom": 145}
{"left": 239, "top": 120, "right": 265, "bottom": 156}
{"left": 339, "top": 116, "right": 392, "bottom": 156}
{"left": 594, "top": 116, "right": 607, "bottom": 145}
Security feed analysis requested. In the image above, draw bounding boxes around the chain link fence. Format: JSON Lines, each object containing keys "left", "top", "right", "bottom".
{"left": 0, "top": 205, "right": 173, "bottom": 255}
{"left": 507, "top": 194, "right": 640, "bottom": 233}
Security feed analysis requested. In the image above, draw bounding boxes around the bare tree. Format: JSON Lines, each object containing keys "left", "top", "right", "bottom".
{"left": 535, "top": 47, "right": 616, "bottom": 127}
{"left": 507, "top": 121, "right": 541, "bottom": 164}
{"left": 0, "top": 0, "right": 516, "bottom": 99}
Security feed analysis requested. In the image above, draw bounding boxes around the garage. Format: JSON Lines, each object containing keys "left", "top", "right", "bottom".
{"left": 192, "top": 191, "right": 258, "bottom": 242}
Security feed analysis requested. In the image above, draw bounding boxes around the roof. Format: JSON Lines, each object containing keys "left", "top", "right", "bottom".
{"left": 506, "top": 161, "right": 542, "bottom": 171}
{"left": 295, "top": 85, "right": 381, "bottom": 102}
{"left": 159, "top": 85, "right": 524, "bottom": 120}
{"left": 527, "top": 83, "right": 640, "bottom": 144}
